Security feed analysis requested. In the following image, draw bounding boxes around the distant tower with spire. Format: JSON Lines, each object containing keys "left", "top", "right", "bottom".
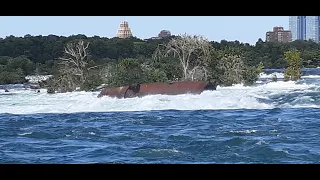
{"left": 116, "top": 19, "right": 133, "bottom": 38}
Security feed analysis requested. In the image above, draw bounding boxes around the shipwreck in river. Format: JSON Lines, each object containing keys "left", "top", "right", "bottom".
{"left": 97, "top": 81, "right": 217, "bottom": 99}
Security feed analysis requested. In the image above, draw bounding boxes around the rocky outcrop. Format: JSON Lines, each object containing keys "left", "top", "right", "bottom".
{"left": 97, "top": 81, "right": 217, "bottom": 99}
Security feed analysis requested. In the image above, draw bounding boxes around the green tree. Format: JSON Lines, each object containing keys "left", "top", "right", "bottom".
{"left": 148, "top": 56, "right": 182, "bottom": 81}
{"left": 242, "top": 62, "right": 264, "bottom": 86}
{"left": 211, "top": 47, "right": 246, "bottom": 86}
{"left": 0, "top": 68, "right": 25, "bottom": 84}
{"left": 81, "top": 69, "right": 104, "bottom": 91}
{"left": 107, "top": 58, "right": 146, "bottom": 87}
{"left": 6, "top": 56, "right": 35, "bottom": 75}
{"left": 283, "top": 49, "right": 302, "bottom": 81}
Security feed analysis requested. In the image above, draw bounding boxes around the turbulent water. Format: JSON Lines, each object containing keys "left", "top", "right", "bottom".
{"left": 1, "top": 68, "right": 320, "bottom": 164}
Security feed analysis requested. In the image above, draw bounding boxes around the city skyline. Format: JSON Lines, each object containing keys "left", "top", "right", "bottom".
{"left": 0, "top": 16, "right": 289, "bottom": 45}
{"left": 289, "top": 16, "right": 320, "bottom": 42}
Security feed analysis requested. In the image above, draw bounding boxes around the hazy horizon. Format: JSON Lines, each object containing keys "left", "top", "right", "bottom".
{"left": 0, "top": 16, "right": 289, "bottom": 45}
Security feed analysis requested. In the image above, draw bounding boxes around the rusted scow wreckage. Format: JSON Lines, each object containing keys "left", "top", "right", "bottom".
{"left": 97, "top": 81, "right": 217, "bottom": 99}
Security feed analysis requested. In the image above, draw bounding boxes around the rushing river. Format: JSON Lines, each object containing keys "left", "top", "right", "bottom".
{"left": 1, "top": 69, "right": 320, "bottom": 163}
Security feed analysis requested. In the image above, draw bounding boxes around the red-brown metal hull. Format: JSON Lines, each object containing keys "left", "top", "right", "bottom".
{"left": 97, "top": 81, "right": 217, "bottom": 99}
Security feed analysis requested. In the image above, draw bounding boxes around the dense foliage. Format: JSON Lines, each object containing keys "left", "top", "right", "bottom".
{"left": 283, "top": 49, "right": 303, "bottom": 81}
{"left": 0, "top": 34, "right": 316, "bottom": 90}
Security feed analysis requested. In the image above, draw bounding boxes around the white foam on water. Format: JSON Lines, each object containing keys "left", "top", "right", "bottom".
{"left": 260, "top": 72, "right": 284, "bottom": 79}
{"left": 151, "top": 148, "right": 180, "bottom": 153}
{"left": 302, "top": 75, "right": 320, "bottom": 79}
{"left": 230, "top": 130, "right": 258, "bottom": 134}
{"left": 0, "top": 75, "right": 319, "bottom": 114}
{"left": 18, "top": 132, "right": 33, "bottom": 136}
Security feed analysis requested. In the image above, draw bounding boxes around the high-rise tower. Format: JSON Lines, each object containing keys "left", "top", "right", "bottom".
{"left": 289, "top": 16, "right": 320, "bottom": 42}
{"left": 116, "top": 21, "right": 133, "bottom": 38}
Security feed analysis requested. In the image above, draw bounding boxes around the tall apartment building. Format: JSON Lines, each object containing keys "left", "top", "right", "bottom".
{"left": 266, "top": 26, "right": 292, "bottom": 43}
{"left": 116, "top": 21, "right": 133, "bottom": 39}
{"left": 289, "top": 16, "right": 320, "bottom": 42}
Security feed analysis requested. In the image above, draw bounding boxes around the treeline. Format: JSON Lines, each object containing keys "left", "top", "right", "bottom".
{"left": 0, "top": 34, "right": 318, "bottom": 85}
{"left": 44, "top": 34, "right": 266, "bottom": 93}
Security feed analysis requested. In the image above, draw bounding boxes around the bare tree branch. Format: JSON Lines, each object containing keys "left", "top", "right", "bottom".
{"left": 54, "top": 40, "right": 93, "bottom": 92}
{"left": 153, "top": 33, "right": 213, "bottom": 81}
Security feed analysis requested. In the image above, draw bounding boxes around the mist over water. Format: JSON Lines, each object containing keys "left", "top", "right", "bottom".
{"left": 1, "top": 69, "right": 320, "bottom": 163}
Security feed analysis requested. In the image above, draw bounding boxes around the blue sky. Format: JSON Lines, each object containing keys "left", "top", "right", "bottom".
{"left": 0, "top": 16, "right": 289, "bottom": 45}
